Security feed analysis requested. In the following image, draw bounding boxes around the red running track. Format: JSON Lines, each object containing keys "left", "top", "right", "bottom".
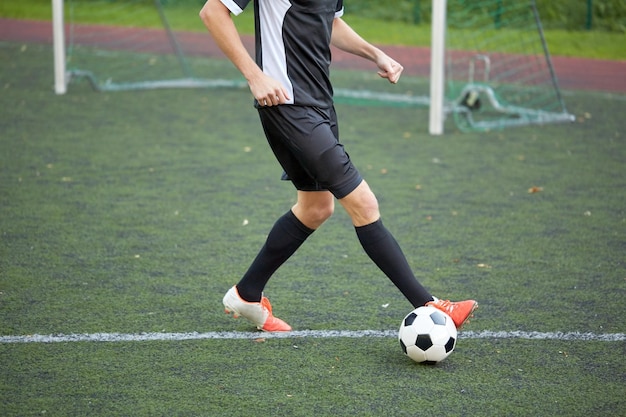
{"left": 1, "top": 18, "right": 624, "bottom": 94}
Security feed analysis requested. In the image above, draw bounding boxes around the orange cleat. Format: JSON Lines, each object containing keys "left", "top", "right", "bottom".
{"left": 427, "top": 298, "right": 478, "bottom": 329}
{"left": 223, "top": 286, "right": 292, "bottom": 332}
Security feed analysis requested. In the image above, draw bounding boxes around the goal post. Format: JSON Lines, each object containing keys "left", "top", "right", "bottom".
{"left": 428, "top": 0, "right": 447, "bottom": 135}
{"left": 52, "top": 0, "right": 67, "bottom": 95}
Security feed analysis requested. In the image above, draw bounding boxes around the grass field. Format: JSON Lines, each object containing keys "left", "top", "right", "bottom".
{"left": 1, "top": 39, "right": 625, "bottom": 416}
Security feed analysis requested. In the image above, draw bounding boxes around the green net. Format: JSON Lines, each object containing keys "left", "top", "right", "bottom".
{"left": 443, "top": 0, "right": 574, "bottom": 131}
{"left": 65, "top": 0, "right": 246, "bottom": 91}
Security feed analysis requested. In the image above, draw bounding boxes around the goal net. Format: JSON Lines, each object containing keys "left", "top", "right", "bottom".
{"left": 52, "top": 0, "right": 574, "bottom": 133}
{"left": 435, "top": 0, "right": 575, "bottom": 133}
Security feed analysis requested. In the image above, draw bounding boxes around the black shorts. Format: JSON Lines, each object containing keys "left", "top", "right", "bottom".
{"left": 258, "top": 105, "right": 363, "bottom": 199}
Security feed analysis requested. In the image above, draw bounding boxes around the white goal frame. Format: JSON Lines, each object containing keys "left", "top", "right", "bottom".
{"left": 428, "top": 0, "right": 447, "bottom": 135}
{"left": 52, "top": 0, "right": 67, "bottom": 95}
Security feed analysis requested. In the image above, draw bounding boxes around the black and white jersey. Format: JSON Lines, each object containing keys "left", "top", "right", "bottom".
{"left": 221, "top": 0, "right": 344, "bottom": 108}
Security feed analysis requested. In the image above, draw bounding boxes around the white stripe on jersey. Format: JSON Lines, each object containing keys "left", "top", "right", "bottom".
{"left": 259, "top": 0, "right": 294, "bottom": 104}
{"left": 219, "top": 0, "right": 244, "bottom": 16}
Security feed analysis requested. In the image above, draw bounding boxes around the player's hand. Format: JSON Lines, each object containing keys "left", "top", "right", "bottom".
{"left": 248, "top": 72, "right": 290, "bottom": 106}
{"left": 376, "top": 55, "right": 404, "bottom": 84}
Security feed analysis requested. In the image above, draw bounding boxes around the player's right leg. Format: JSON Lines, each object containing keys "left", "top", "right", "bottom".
{"left": 223, "top": 191, "right": 334, "bottom": 332}
{"left": 223, "top": 285, "right": 292, "bottom": 332}
{"left": 292, "top": 190, "right": 335, "bottom": 230}
{"left": 222, "top": 106, "right": 344, "bottom": 332}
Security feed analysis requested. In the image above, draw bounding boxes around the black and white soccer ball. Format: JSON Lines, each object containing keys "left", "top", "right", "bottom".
{"left": 398, "top": 306, "right": 457, "bottom": 364}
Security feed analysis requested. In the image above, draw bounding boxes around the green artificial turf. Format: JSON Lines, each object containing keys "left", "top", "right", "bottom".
{"left": 0, "top": 42, "right": 624, "bottom": 416}
{"left": 1, "top": 339, "right": 624, "bottom": 416}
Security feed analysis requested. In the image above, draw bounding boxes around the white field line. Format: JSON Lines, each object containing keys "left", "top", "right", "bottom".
{"left": 0, "top": 330, "right": 624, "bottom": 344}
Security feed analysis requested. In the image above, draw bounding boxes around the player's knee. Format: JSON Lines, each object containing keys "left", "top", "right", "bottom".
{"left": 340, "top": 182, "right": 380, "bottom": 225}
{"left": 309, "top": 201, "right": 334, "bottom": 226}
{"left": 294, "top": 199, "right": 334, "bottom": 229}
{"left": 350, "top": 202, "right": 380, "bottom": 226}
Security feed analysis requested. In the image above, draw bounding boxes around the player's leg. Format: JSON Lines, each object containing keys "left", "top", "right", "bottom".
{"left": 223, "top": 107, "right": 337, "bottom": 332}
{"left": 337, "top": 179, "right": 379, "bottom": 226}
{"left": 292, "top": 190, "right": 335, "bottom": 230}
{"left": 236, "top": 190, "right": 333, "bottom": 302}
{"left": 338, "top": 180, "right": 433, "bottom": 307}
{"left": 339, "top": 181, "right": 477, "bottom": 328}
{"left": 223, "top": 191, "right": 333, "bottom": 332}
{"left": 223, "top": 205, "right": 314, "bottom": 332}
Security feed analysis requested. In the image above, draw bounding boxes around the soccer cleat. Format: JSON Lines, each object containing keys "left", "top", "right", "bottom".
{"left": 222, "top": 286, "right": 292, "bottom": 332}
{"left": 426, "top": 298, "right": 478, "bottom": 329}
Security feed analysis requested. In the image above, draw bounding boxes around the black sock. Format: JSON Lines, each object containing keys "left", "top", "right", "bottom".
{"left": 355, "top": 219, "right": 433, "bottom": 307}
{"left": 237, "top": 210, "right": 314, "bottom": 302}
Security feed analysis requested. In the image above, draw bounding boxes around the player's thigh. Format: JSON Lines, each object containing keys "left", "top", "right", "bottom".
{"left": 297, "top": 108, "right": 361, "bottom": 197}
{"left": 259, "top": 106, "right": 361, "bottom": 198}
{"left": 259, "top": 106, "right": 320, "bottom": 191}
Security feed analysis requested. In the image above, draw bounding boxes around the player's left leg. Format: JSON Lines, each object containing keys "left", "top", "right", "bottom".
{"left": 339, "top": 180, "right": 477, "bottom": 328}
{"left": 339, "top": 180, "right": 434, "bottom": 307}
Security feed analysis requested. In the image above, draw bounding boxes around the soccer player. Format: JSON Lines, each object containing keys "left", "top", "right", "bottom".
{"left": 199, "top": 0, "right": 477, "bottom": 332}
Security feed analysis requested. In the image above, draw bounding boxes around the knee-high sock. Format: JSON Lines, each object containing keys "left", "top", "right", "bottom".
{"left": 237, "top": 210, "right": 314, "bottom": 302}
{"left": 355, "top": 219, "right": 433, "bottom": 307}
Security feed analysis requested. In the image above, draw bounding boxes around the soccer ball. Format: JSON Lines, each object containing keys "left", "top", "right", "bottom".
{"left": 460, "top": 89, "right": 482, "bottom": 111}
{"left": 398, "top": 306, "right": 457, "bottom": 364}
